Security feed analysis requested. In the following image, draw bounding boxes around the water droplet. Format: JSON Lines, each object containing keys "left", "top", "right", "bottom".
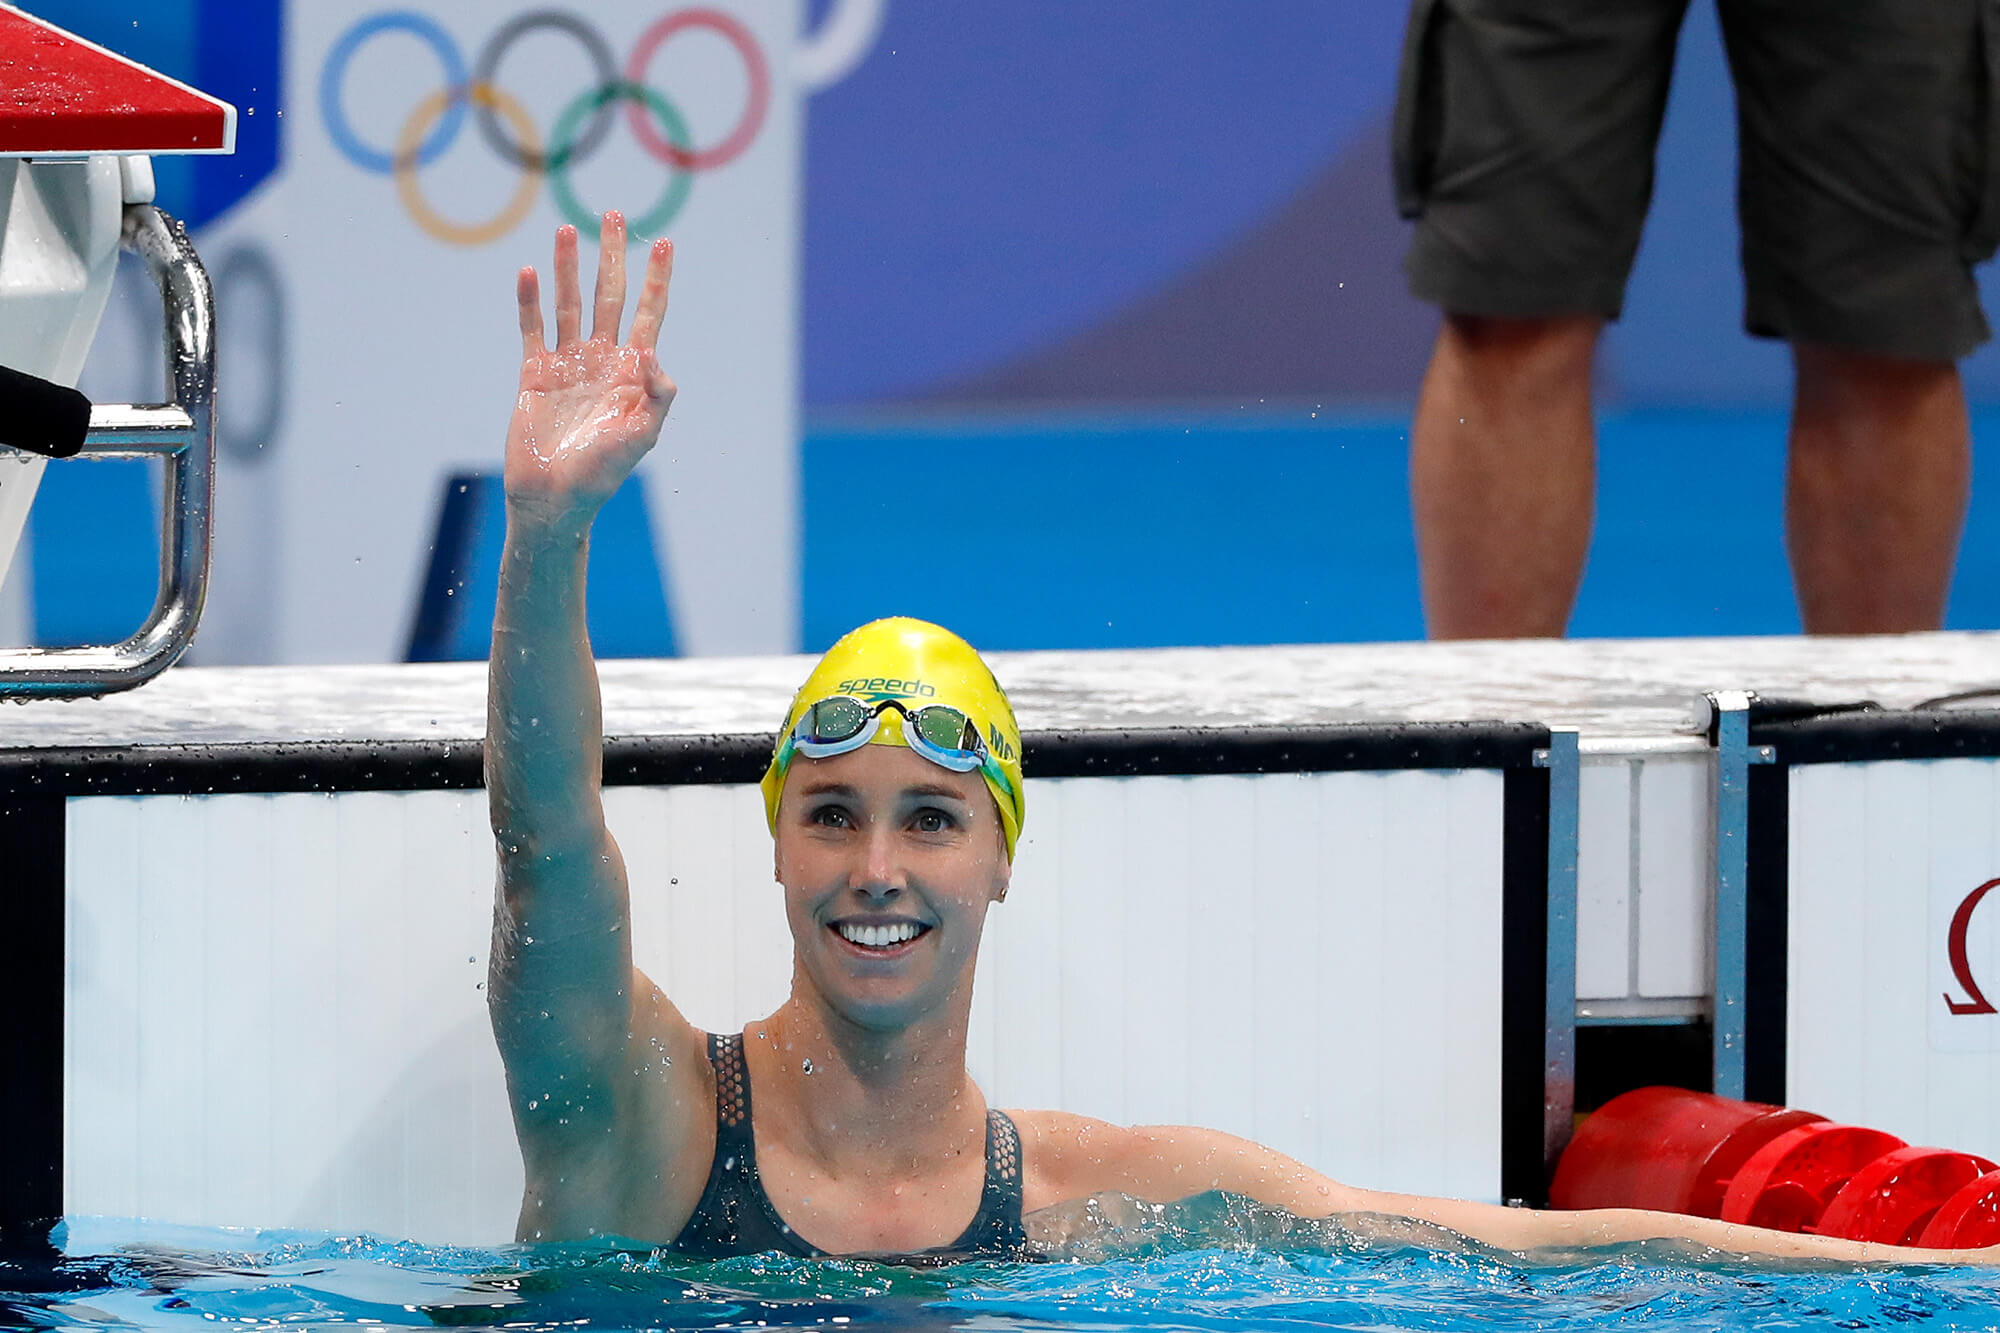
{"left": 801, "top": 1058, "right": 814, "bottom": 1074}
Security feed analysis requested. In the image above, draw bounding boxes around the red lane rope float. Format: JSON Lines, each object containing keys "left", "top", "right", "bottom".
{"left": 1919, "top": 1170, "right": 2000, "bottom": 1248}
{"left": 1716, "top": 1123, "right": 1907, "bottom": 1234}
{"left": 1814, "top": 1147, "right": 1998, "bottom": 1245}
{"left": 1550, "top": 1087, "right": 1825, "bottom": 1218}
{"left": 1554, "top": 1087, "right": 2000, "bottom": 1248}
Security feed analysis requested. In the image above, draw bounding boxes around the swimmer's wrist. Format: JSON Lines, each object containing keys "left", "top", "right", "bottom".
{"left": 503, "top": 496, "right": 595, "bottom": 547}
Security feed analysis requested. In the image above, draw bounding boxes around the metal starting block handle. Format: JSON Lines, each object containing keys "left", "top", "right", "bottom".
{"left": 0, "top": 204, "right": 214, "bottom": 697}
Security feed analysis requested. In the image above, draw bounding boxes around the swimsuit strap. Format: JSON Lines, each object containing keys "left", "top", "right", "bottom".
{"left": 951, "top": 1107, "right": 1028, "bottom": 1257}
{"left": 712, "top": 1029, "right": 751, "bottom": 1132}
{"left": 668, "top": 1032, "right": 818, "bottom": 1258}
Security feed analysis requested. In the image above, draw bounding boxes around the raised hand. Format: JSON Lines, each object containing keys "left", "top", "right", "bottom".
{"left": 504, "top": 211, "right": 676, "bottom": 526}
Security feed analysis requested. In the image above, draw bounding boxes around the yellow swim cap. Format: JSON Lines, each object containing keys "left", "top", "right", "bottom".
{"left": 761, "top": 617, "right": 1025, "bottom": 859}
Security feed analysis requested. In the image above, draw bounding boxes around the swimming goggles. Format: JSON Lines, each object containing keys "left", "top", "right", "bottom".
{"left": 783, "top": 695, "right": 990, "bottom": 772}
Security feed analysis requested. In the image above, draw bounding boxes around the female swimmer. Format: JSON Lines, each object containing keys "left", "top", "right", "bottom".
{"left": 486, "top": 212, "right": 1999, "bottom": 1264}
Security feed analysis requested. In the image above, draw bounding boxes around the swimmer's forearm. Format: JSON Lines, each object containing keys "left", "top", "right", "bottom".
{"left": 1533, "top": 1206, "right": 1968, "bottom": 1263}
{"left": 487, "top": 507, "right": 606, "bottom": 860}
{"left": 1089, "top": 1124, "right": 1992, "bottom": 1266}
{"left": 1335, "top": 1190, "right": 1984, "bottom": 1265}
{"left": 486, "top": 505, "right": 639, "bottom": 1076}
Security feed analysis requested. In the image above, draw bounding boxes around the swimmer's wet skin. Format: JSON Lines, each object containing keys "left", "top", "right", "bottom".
{"left": 483, "top": 210, "right": 2000, "bottom": 1267}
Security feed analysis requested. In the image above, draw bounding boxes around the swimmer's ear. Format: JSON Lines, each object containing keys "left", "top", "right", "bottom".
{"left": 992, "top": 863, "right": 1010, "bottom": 905}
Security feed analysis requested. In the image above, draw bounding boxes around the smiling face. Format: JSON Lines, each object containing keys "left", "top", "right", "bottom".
{"left": 773, "top": 743, "right": 1011, "bottom": 1033}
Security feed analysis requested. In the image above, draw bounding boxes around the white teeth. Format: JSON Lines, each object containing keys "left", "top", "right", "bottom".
{"left": 838, "top": 921, "right": 922, "bottom": 947}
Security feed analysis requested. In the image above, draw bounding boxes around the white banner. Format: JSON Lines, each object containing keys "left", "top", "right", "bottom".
{"left": 118, "top": 1, "right": 814, "bottom": 663}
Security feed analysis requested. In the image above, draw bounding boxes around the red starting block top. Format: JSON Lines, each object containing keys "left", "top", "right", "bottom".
{"left": 0, "top": 4, "right": 234, "bottom": 156}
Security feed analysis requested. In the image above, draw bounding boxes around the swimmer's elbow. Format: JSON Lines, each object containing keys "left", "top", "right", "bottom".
{"left": 492, "top": 817, "right": 614, "bottom": 883}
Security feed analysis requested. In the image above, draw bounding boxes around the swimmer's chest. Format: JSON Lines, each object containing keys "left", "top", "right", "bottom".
{"left": 749, "top": 1129, "right": 992, "bottom": 1254}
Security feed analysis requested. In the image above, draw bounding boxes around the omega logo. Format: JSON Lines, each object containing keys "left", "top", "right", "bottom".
{"left": 1943, "top": 877, "right": 2000, "bottom": 1016}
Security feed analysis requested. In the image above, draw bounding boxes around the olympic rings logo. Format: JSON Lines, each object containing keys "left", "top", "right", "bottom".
{"left": 319, "top": 8, "right": 770, "bottom": 246}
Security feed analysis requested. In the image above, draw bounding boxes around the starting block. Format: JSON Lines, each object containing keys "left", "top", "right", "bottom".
{"left": 0, "top": 3, "right": 233, "bottom": 695}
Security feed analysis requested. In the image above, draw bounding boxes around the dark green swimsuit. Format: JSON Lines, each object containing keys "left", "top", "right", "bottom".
{"left": 668, "top": 1033, "right": 1028, "bottom": 1262}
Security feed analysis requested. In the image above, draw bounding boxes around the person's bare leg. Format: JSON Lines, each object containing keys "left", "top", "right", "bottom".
{"left": 1787, "top": 343, "right": 1969, "bottom": 634}
{"left": 1412, "top": 313, "right": 1602, "bottom": 638}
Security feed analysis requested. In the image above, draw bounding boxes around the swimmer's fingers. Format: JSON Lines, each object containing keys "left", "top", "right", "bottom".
{"left": 592, "top": 212, "right": 627, "bottom": 341}
{"left": 552, "top": 224, "right": 582, "bottom": 348}
{"left": 516, "top": 267, "right": 545, "bottom": 359}
{"left": 626, "top": 238, "right": 674, "bottom": 353}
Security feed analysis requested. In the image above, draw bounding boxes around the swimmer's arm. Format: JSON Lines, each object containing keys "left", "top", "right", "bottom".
{"left": 487, "top": 215, "right": 673, "bottom": 876}
{"left": 487, "top": 217, "right": 659, "bottom": 1065}
{"left": 485, "top": 217, "right": 705, "bottom": 1225}
{"left": 1319, "top": 1185, "right": 1997, "bottom": 1265}
{"left": 1021, "top": 1114, "right": 1998, "bottom": 1264}
{"left": 487, "top": 500, "right": 633, "bottom": 1072}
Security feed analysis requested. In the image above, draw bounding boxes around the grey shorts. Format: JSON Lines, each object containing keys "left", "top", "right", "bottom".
{"left": 1394, "top": 0, "right": 2000, "bottom": 362}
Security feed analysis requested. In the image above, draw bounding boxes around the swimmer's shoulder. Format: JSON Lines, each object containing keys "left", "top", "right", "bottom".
{"left": 512, "top": 973, "right": 714, "bottom": 1242}
{"left": 1006, "top": 1108, "right": 1368, "bottom": 1218}
{"left": 1007, "top": 1109, "right": 1174, "bottom": 1212}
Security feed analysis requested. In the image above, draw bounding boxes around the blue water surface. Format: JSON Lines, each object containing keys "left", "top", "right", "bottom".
{"left": 7, "top": 1207, "right": 2000, "bottom": 1333}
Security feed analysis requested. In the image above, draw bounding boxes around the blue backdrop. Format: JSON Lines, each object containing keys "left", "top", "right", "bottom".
{"left": 20, "top": 1, "right": 2000, "bottom": 654}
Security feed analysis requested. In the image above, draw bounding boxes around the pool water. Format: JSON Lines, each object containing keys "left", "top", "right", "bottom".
{"left": 7, "top": 1196, "right": 2000, "bottom": 1333}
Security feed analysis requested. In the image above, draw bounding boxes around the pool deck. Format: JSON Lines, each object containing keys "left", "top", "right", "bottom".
{"left": 0, "top": 630, "right": 1995, "bottom": 751}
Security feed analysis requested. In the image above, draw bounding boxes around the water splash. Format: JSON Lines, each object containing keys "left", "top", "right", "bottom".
{"left": 4, "top": 1205, "right": 1998, "bottom": 1333}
